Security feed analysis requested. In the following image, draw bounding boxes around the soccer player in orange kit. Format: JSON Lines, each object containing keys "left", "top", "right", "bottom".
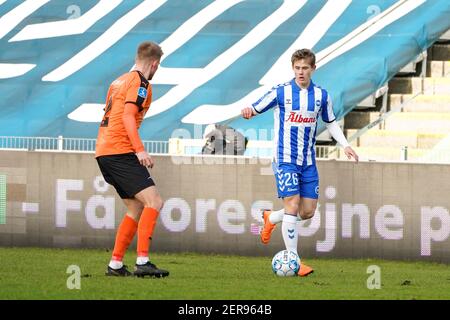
{"left": 95, "top": 41, "right": 168, "bottom": 278}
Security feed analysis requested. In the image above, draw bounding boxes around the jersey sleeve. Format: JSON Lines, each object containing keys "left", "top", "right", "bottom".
{"left": 125, "top": 73, "right": 150, "bottom": 112}
{"left": 123, "top": 103, "right": 145, "bottom": 153}
{"left": 320, "top": 89, "right": 336, "bottom": 123}
{"left": 251, "top": 87, "right": 278, "bottom": 114}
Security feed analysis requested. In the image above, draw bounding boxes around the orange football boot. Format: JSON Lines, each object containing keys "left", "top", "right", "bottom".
{"left": 260, "top": 210, "right": 276, "bottom": 244}
{"left": 298, "top": 263, "right": 314, "bottom": 277}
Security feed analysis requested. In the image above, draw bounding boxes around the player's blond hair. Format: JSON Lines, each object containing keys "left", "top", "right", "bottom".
{"left": 136, "top": 41, "right": 163, "bottom": 62}
{"left": 291, "top": 49, "right": 315, "bottom": 66}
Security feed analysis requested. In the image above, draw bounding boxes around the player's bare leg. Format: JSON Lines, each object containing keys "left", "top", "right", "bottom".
{"left": 133, "top": 186, "right": 169, "bottom": 278}
{"left": 135, "top": 185, "right": 163, "bottom": 211}
{"left": 298, "top": 197, "right": 317, "bottom": 220}
{"left": 106, "top": 198, "right": 143, "bottom": 277}
{"left": 123, "top": 198, "right": 144, "bottom": 221}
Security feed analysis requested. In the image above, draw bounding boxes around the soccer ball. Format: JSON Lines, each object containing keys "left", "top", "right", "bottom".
{"left": 271, "top": 250, "right": 301, "bottom": 277}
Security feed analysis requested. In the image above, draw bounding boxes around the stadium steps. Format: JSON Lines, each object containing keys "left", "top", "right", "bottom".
{"left": 428, "top": 61, "right": 450, "bottom": 78}
{"left": 388, "top": 77, "right": 450, "bottom": 95}
{"left": 348, "top": 146, "right": 429, "bottom": 162}
{"left": 427, "top": 42, "right": 450, "bottom": 63}
{"left": 346, "top": 129, "right": 445, "bottom": 149}
{"left": 383, "top": 112, "right": 450, "bottom": 133}
{"left": 343, "top": 39, "right": 450, "bottom": 162}
{"left": 390, "top": 94, "right": 450, "bottom": 112}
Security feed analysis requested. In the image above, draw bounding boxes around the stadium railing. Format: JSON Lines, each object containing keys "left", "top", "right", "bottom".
{"left": 0, "top": 135, "right": 337, "bottom": 159}
{"left": 0, "top": 136, "right": 169, "bottom": 154}
{"left": 2, "top": 135, "right": 449, "bottom": 163}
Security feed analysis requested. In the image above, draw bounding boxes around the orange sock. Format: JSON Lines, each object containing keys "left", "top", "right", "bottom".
{"left": 112, "top": 214, "right": 138, "bottom": 261}
{"left": 137, "top": 207, "right": 159, "bottom": 258}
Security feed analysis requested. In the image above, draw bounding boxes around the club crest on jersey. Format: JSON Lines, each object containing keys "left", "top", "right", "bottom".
{"left": 286, "top": 112, "right": 316, "bottom": 123}
{"left": 138, "top": 87, "right": 147, "bottom": 98}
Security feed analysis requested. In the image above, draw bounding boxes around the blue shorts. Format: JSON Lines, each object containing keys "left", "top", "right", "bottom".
{"left": 272, "top": 162, "right": 319, "bottom": 199}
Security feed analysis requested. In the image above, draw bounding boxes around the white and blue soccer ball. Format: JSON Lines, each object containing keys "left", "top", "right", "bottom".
{"left": 271, "top": 250, "right": 301, "bottom": 277}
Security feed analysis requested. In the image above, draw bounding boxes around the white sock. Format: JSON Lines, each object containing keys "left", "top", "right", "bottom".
{"left": 282, "top": 214, "right": 298, "bottom": 254}
{"left": 109, "top": 260, "right": 123, "bottom": 270}
{"left": 269, "top": 209, "right": 302, "bottom": 224}
{"left": 269, "top": 209, "right": 284, "bottom": 224}
{"left": 136, "top": 256, "right": 149, "bottom": 265}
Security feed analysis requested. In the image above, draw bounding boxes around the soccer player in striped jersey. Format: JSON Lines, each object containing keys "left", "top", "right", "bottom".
{"left": 241, "top": 49, "right": 358, "bottom": 277}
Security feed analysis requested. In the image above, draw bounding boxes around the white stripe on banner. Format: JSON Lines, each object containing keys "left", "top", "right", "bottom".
{"left": 43, "top": 0, "right": 167, "bottom": 82}
{"left": 150, "top": 0, "right": 307, "bottom": 119}
{"left": 260, "top": 0, "right": 352, "bottom": 85}
{"left": 0, "top": 0, "right": 50, "bottom": 39}
{"left": 316, "top": 0, "right": 425, "bottom": 68}
{"left": 150, "top": 0, "right": 244, "bottom": 85}
{"left": 68, "top": 0, "right": 246, "bottom": 122}
{"left": 67, "top": 103, "right": 104, "bottom": 122}
{"left": 10, "top": 0, "right": 123, "bottom": 42}
{"left": 183, "top": 0, "right": 425, "bottom": 125}
{"left": 182, "top": 0, "right": 348, "bottom": 124}
{"left": 0, "top": 63, "right": 36, "bottom": 79}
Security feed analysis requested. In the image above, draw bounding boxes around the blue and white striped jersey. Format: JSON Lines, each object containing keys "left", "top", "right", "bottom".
{"left": 252, "top": 79, "right": 336, "bottom": 166}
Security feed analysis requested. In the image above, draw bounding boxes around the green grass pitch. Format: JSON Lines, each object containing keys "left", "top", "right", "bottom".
{"left": 0, "top": 247, "right": 449, "bottom": 300}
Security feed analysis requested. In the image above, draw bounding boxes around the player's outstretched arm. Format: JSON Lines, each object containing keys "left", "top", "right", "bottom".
{"left": 241, "top": 107, "right": 256, "bottom": 119}
{"left": 325, "top": 121, "right": 359, "bottom": 162}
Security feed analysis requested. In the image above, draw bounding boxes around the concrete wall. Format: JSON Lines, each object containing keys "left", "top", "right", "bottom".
{"left": 1, "top": 151, "right": 449, "bottom": 263}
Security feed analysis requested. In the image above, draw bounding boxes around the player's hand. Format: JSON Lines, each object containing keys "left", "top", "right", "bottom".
{"left": 344, "top": 146, "right": 359, "bottom": 163}
{"left": 136, "top": 151, "right": 154, "bottom": 168}
{"left": 241, "top": 107, "right": 255, "bottom": 119}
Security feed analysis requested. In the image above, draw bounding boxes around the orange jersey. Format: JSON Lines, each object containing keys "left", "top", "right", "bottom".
{"left": 95, "top": 70, "right": 152, "bottom": 157}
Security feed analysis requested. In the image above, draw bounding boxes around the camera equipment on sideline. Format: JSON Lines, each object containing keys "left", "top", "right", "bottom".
{"left": 201, "top": 124, "right": 248, "bottom": 155}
